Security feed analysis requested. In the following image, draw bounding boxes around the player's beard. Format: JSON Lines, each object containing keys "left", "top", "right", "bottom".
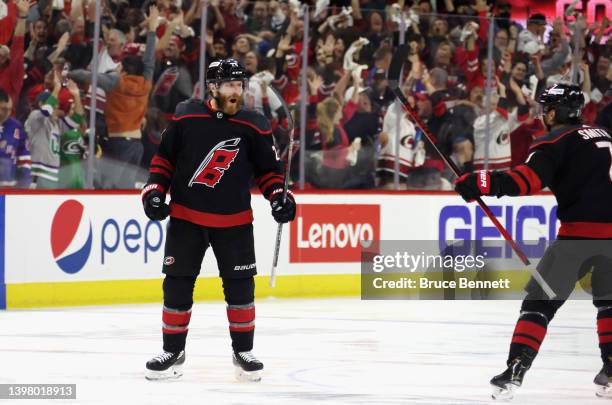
{"left": 217, "top": 92, "right": 243, "bottom": 115}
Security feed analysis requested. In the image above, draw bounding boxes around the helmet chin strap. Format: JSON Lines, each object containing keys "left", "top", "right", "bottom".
{"left": 544, "top": 120, "right": 553, "bottom": 131}
{"left": 543, "top": 110, "right": 554, "bottom": 131}
{"left": 544, "top": 108, "right": 570, "bottom": 131}
{"left": 209, "top": 83, "right": 222, "bottom": 109}
{"left": 213, "top": 93, "right": 222, "bottom": 109}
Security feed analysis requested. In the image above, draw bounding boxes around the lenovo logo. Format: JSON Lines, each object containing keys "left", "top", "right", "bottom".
{"left": 290, "top": 204, "right": 380, "bottom": 263}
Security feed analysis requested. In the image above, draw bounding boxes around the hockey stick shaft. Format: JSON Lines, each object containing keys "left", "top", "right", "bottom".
{"left": 270, "top": 225, "right": 283, "bottom": 287}
{"left": 270, "top": 123, "right": 295, "bottom": 288}
{"left": 391, "top": 88, "right": 556, "bottom": 299}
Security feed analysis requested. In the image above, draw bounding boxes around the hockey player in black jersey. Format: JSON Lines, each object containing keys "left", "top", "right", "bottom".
{"left": 454, "top": 83, "right": 612, "bottom": 400}
{"left": 142, "top": 59, "right": 296, "bottom": 382}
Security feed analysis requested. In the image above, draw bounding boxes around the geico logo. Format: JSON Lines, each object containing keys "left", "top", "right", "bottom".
{"left": 296, "top": 217, "right": 374, "bottom": 249}
{"left": 101, "top": 218, "right": 164, "bottom": 264}
{"left": 439, "top": 204, "right": 559, "bottom": 259}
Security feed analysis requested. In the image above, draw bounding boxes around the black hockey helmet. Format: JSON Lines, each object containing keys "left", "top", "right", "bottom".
{"left": 537, "top": 83, "right": 585, "bottom": 123}
{"left": 205, "top": 59, "right": 248, "bottom": 89}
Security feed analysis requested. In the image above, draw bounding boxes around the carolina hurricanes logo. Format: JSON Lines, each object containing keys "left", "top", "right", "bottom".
{"left": 400, "top": 135, "right": 415, "bottom": 149}
{"left": 497, "top": 132, "right": 510, "bottom": 145}
{"left": 189, "top": 138, "right": 241, "bottom": 188}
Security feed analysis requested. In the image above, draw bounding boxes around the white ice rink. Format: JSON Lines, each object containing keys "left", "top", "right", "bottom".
{"left": 0, "top": 298, "right": 607, "bottom": 405}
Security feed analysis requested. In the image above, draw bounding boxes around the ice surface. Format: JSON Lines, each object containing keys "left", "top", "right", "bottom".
{"left": 0, "top": 298, "right": 605, "bottom": 404}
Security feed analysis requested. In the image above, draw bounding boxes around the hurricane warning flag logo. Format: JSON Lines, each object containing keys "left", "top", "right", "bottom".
{"left": 188, "top": 138, "right": 240, "bottom": 188}
{"left": 51, "top": 200, "right": 93, "bottom": 274}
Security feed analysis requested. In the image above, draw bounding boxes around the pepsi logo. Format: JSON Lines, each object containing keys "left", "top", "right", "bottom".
{"left": 50, "top": 200, "right": 93, "bottom": 274}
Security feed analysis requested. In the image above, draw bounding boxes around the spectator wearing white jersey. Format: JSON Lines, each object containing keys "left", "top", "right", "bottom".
{"left": 472, "top": 79, "right": 529, "bottom": 171}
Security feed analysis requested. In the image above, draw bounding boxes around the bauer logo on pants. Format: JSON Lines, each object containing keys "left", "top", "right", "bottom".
{"left": 290, "top": 204, "right": 380, "bottom": 263}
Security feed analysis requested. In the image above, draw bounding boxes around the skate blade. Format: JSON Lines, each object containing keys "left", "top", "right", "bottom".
{"left": 595, "top": 384, "right": 612, "bottom": 398}
{"left": 145, "top": 364, "right": 184, "bottom": 381}
{"left": 491, "top": 383, "right": 516, "bottom": 401}
{"left": 234, "top": 366, "right": 262, "bottom": 382}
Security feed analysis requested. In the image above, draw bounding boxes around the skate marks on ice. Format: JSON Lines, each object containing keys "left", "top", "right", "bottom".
{"left": 0, "top": 299, "right": 604, "bottom": 404}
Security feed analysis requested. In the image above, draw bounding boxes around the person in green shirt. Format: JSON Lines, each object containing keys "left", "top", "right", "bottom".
{"left": 59, "top": 127, "right": 86, "bottom": 189}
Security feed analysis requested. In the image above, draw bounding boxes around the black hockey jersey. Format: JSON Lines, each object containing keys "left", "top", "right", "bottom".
{"left": 146, "top": 98, "right": 284, "bottom": 227}
{"left": 501, "top": 124, "right": 612, "bottom": 238}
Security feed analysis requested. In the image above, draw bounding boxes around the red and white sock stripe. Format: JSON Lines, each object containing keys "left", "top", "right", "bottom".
{"left": 162, "top": 306, "right": 192, "bottom": 334}
{"left": 227, "top": 303, "right": 255, "bottom": 332}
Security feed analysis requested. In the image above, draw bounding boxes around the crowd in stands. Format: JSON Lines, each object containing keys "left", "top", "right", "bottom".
{"left": 0, "top": 0, "right": 610, "bottom": 190}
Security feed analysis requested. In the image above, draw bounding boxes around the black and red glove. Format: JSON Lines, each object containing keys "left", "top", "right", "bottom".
{"left": 141, "top": 184, "right": 170, "bottom": 221}
{"left": 270, "top": 189, "right": 296, "bottom": 223}
{"left": 453, "top": 170, "right": 501, "bottom": 202}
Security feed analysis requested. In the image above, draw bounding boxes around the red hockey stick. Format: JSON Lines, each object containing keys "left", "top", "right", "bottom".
{"left": 388, "top": 45, "right": 556, "bottom": 299}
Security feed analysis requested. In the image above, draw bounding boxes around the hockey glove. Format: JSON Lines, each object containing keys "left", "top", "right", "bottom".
{"left": 142, "top": 184, "right": 170, "bottom": 221}
{"left": 270, "top": 189, "right": 296, "bottom": 223}
{"left": 453, "top": 170, "right": 501, "bottom": 202}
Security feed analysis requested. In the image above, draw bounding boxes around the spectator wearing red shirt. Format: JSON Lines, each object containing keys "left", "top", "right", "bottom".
{"left": 0, "top": 0, "right": 29, "bottom": 115}
{"left": 0, "top": 0, "right": 17, "bottom": 45}
{"left": 218, "top": 0, "right": 244, "bottom": 45}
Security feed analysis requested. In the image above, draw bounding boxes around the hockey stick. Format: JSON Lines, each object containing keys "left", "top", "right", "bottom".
{"left": 268, "top": 86, "right": 295, "bottom": 288}
{"left": 388, "top": 44, "right": 556, "bottom": 299}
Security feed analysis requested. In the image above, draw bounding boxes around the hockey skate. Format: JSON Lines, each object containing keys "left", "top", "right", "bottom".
{"left": 233, "top": 351, "right": 263, "bottom": 382}
{"left": 490, "top": 355, "right": 532, "bottom": 400}
{"left": 145, "top": 350, "right": 185, "bottom": 380}
{"left": 594, "top": 363, "right": 612, "bottom": 398}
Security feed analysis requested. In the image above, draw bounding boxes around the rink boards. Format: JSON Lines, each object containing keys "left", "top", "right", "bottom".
{"left": 0, "top": 191, "right": 558, "bottom": 308}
